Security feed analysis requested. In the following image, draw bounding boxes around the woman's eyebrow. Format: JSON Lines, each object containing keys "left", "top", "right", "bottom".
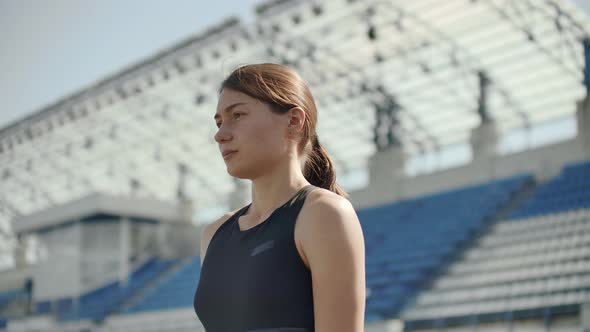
{"left": 214, "top": 102, "right": 246, "bottom": 121}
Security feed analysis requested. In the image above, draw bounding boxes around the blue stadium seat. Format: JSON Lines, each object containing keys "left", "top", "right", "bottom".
{"left": 33, "top": 257, "right": 177, "bottom": 321}
{"left": 402, "top": 161, "right": 590, "bottom": 328}
{"left": 0, "top": 289, "right": 24, "bottom": 312}
{"left": 510, "top": 160, "right": 590, "bottom": 219}
{"left": 360, "top": 173, "right": 533, "bottom": 321}
{"left": 0, "top": 289, "right": 25, "bottom": 326}
{"left": 124, "top": 256, "right": 200, "bottom": 314}
{"left": 111, "top": 174, "right": 531, "bottom": 321}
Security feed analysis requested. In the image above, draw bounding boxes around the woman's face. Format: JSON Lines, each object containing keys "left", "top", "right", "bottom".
{"left": 214, "top": 88, "right": 291, "bottom": 179}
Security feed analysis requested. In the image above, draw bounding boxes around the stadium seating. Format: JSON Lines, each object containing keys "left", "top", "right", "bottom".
{"left": 0, "top": 289, "right": 24, "bottom": 312}
{"left": 123, "top": 256, "right": 200, "bottom": 314}
{"left": 32, "top": 257, "right": 178, "bottom": 322}
{"left": 403, "top": 209, "right": 590, "bottom": 324}
{"left": 117, "top": 174, "right": 530, "bottom": 322}
{"left": 359, "top": 174, "right": 534, "bottom": 321}
{"left": 510, "top": 160, "right": 590, "bottom": 219}
{"left": 1, "top": 173, "right": 535, "bottom": 329}
{"left": 403, "top": 160, "right": 590, "bottom": 329}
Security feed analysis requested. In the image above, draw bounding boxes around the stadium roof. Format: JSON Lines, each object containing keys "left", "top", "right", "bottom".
{"left": 1, "top": 0, "right": 590, "bottom": 265}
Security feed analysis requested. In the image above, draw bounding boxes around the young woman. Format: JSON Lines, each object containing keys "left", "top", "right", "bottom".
{"left": 194, "top": 63, "right": 366, "bottom": 332}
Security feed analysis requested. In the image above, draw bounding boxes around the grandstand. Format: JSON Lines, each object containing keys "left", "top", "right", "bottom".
{"left": 402, "top": 160, "right": 590, "bottom": 331}
{"left": 1, "top": 0, "right": 590, "bottom": 331}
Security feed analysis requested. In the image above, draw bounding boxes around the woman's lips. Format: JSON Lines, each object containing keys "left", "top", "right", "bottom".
{"left": 222, "top": 151, "right": 237, "bottom": 159}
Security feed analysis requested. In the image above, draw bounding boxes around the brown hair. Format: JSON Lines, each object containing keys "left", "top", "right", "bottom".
{"left": 219, "top": 63, "right": 348, "bottom": 198}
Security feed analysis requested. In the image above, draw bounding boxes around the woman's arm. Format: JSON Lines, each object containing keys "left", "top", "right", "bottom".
{"left": 301, "top": 193, "right": 366, "bottom": 332}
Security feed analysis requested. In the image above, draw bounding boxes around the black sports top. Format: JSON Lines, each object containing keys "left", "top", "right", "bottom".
{"left": 194, "top": 184, "right": 317, "bottom": 332}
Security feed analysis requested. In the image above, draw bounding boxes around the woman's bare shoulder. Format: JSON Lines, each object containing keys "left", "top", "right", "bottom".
{"left": 305, "top": 187, "right": 354, "bottom": 214}
{"left": 296, "top": 187, "right": 359, "bottom": 237}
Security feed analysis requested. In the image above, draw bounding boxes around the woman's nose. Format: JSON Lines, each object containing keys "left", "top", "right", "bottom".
{"left": 214, "top": 125, "right": 232, "bottom": 144}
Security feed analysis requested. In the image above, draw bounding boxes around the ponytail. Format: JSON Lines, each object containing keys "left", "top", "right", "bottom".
{"left": 303, "top": 134, "right": 349, "bottom": 199}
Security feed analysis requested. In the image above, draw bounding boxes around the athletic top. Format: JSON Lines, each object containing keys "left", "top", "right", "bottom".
{"left": 194, "top": 184, "right": 317, "bottom": 332}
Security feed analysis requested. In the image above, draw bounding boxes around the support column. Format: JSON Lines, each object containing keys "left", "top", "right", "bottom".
{"left": 577, "top": 96, "right": 590, "bottom": 159}
{"left": 174, "top": 200, "right": 201, "bottom": 258}
{"left": 368, "top": 144, "right": 406, "bottom": 203}
{"left": 579, "top": 37, "right": 590, "bottom": 160}
{"left": 469, "top": 70, "right": 498, "bottom": 179}
{"left": 119, "top": 218, "right": 129, "bottom": 286}
{"left": 157, "top": 221, "right": 171, "bottom": 257}
{"left": 176, "top": 162, "right": 194, "bottom": 223}
{"left": 179, "top": 198, "right": 194, "bottom": 224}
{"left": 469, "top": 120, "right": 499, "bottom": 177}
{"left": 584, "top": 37, "right": 590, "bottom": 96}
{"left": 470, "top": 120, "right": 498, "bottom": 160}
{"left": 14, "top": 235, "right": 28, "bottom": 269}
{"left": 367, "top": 85, "right": 406, "bottom": 204}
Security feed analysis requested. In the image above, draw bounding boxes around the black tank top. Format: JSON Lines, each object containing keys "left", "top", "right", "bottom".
{"left": 194, "top": 184, "right": 317, "bottom": 332}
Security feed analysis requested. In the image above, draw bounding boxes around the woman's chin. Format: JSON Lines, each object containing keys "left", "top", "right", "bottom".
{"left": 226, "top": 165, "right": 246, "bottom": 179}
{"left": 226, "top": 164, "right": 259, "bottom": 180}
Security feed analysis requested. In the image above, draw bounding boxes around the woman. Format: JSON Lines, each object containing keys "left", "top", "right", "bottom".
{"left": 194, "top": 63, "right": 366, "bottom": 332}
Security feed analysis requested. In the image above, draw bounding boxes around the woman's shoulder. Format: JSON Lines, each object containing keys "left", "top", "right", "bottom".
{"left": 200, "top": 208, "right": 241, "bottom": 263}
{"left": 206, "top": 210, "right": 237, "bottom": 233}
{"left": 305, "top": 186, "right": 355, "bottom": 215}
{"left": 298, "top": 187, "right": 359, "bottom": 233}
{"left": 296, "top": 186, "right": 364, "bottom": 270}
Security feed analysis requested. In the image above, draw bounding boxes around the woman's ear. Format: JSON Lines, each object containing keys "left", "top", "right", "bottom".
{"left": 287, "top": 107, "right": 306, "bottom": 132}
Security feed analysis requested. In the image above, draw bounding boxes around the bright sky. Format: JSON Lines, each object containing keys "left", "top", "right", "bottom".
{"left": 0, "top": 0, "right": 261, "bottom": 129}
{"left": 0, "top": 0, "right": 589, "bottom": 130}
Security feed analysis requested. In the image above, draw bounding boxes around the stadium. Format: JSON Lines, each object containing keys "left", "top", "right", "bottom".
{"left": 1, "top": 0, "right": 590, "bottom": 331}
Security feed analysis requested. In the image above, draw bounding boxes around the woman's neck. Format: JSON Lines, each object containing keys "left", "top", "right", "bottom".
{"left": 247, "top": 160, "right": 309, "bottom": 222}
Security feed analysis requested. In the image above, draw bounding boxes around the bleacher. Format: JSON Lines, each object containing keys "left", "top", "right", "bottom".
{"left": 123, "top": 256, "right": 201, "bottom": 314}
{"left": 33, "top": 257, "right": 178, "bottom": 322}
{"left": 91, "top": 162, "right": 588, "bottom": 329}
{"left": 83, "top": 174, "right": 532, "bottom": 331}
{"left": 94, "top": 256, "right": 203, "bottom": 332}
{"left": 3, "top": 167, "right": 586, "bottom": 331}
{"left": 0, "top": 289, "right": 25, "bottom": 327}
{"left": 0, "top": 290, "right": 24, "bottom": 313}
{"left": 511, "top": 160, "right": 590, "bottom": 219}
{"left": 402, "top": 160, "right": 590, "bottom": 331}
{"left": 359, "top": 174, "right": 534, "bottom": 321}
{"left": 4, "top": 163, "right": 588, "bottom": 332}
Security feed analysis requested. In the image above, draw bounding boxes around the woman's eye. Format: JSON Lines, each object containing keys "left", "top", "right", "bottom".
{"left": 215, "top": 113, "right": 242, "bottom": 128}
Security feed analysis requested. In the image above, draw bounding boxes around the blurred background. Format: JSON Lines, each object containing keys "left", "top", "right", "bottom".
{"left": 1, "top": 0, "right": 590, "bottom": 331}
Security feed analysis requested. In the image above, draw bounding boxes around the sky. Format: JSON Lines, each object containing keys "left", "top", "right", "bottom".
{"left": 0, "top": 0, "right": 261, "bottom": 129}
{"left": 0, "top": 0, "right": 589, "bottom": 130}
